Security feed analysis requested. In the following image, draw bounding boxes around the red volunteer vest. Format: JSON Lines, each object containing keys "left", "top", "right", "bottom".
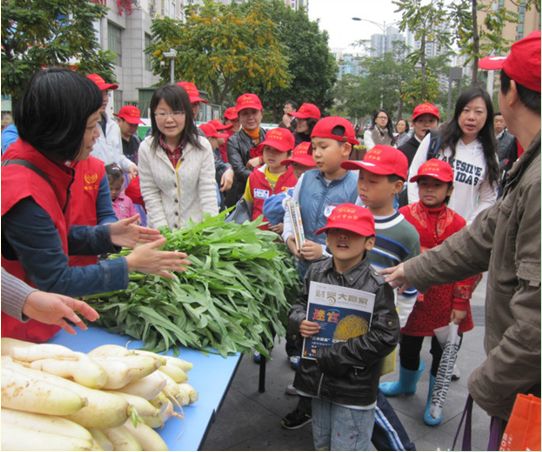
{"left": 2, "top": 140, "right": 74, "bottom": 342}
{"left": 249, "top": 166, "right": 297, "bottom": 227}
{"left": 68, "top": 157, "right": 105, "bottom": 267}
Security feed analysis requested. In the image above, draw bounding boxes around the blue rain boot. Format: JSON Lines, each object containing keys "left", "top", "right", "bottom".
{"left": 423, "top": 374, "right": 443, "bottom": 426}
{"left": 379, "top": 361, "right": 425, "bottom": 397}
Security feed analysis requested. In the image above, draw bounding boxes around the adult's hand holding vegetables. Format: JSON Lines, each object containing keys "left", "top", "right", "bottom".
{"left": 125, "top": 238, "right": 191, "bottom": 279}
{"left": 108, "top": 214, "right": 163, "bottom": 248}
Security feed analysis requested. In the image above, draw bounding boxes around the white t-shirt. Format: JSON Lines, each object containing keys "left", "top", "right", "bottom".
{"left": 408, "top": 134, "right": 498, "bottom": 224}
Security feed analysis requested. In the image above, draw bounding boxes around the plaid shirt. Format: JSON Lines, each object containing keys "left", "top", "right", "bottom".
{"left": 159, "top": 135, "right": 183, "bottom": 168}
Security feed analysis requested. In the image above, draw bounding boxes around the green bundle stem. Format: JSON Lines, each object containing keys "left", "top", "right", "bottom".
{"left": 86, "top": 211, "right": 300, "bottom": 357}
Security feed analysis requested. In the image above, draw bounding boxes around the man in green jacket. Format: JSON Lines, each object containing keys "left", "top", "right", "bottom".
{"left": 382, "top": 30, "right": 540, "bottom": 423}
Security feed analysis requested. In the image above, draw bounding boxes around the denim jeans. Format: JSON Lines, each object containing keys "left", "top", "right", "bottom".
{"left": 312, "top": 398, "right": 375, "bottom": 451}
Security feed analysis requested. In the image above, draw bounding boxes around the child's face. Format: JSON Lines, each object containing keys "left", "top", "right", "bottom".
{"left": 417, "top": 176, "right": 453, "bottom": 207}
{"left": 326, "top": 228, "right": 375, "bottom": 265}
{"left": 291, "top": 162, "right": 312, "bottom": 179}
{"left": 109, "top": 178, "right": 123, "bottom": 201}
{"left": 311, "top": 138, "right": 351, "bottom": 176}
{"left": 263, "top": 146, "right": 287, "bottom": 172}
{"left": 358, "top": 169, "right": 403, "bottom": 212}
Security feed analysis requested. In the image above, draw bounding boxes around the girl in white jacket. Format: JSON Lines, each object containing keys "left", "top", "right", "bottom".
{"left": 139, "top": 84, "right": 218, "bottom": 230}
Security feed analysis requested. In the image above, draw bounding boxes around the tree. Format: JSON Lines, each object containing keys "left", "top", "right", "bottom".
{"left": 147, "top": 0, "right": 291, "bottom": 106}
{"left": 1, "top": 0, "right": 116, "bottom": 102}
{"left": 246, "top": 0, "right": 337, "bottom": 120}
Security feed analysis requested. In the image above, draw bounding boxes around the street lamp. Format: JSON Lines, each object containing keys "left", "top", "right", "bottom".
{"left": 163, "top": 48, "right": 177, "bottom": 84}
{"left": 352, "top": 17, "right": 388, "bottom": 34}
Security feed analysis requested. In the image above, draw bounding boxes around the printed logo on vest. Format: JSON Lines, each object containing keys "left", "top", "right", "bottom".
{"left": 83, "top": 172, "right": 99, "bottom": 191}
{"left": 254, "top": 188, "right": 270, "bottom": 199}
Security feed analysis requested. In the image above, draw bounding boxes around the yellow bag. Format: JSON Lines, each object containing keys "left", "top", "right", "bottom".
{"left": 381, "top": 345, "right": 397, "bottom": 376}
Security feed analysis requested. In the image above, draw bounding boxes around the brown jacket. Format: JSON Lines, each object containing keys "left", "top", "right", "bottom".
{"left": 404, "top": 133, "right": 541, "bottom": 420}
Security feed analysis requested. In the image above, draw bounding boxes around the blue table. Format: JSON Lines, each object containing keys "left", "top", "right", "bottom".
{"left": 50, "top": 327, "right": 242, "bottom": 451}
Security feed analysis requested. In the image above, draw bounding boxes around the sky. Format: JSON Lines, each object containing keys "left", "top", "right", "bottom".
{"left": 308, "top": 0, "right": 404, "bottom": 54}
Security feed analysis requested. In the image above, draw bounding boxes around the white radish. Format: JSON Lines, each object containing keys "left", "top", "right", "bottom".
{"left": 178, "top": 383, "right": 199, "bottom": 405}
{"left": 1, "top": 408, "right": 93, "bottom": 441}
{"left": 108, "top": 392, "right": 161, "bottom": 418}
{"left": 103, "top": 425, "right": 142, "bottom": 451}
{"left": 88, "top": 344, "right": 135, "bottom": 358}
{"left": 159, "top": 363, "right": 188, "bottom": 383}
{"left": 92, "top": 355, "right": 160, "bottom": 389}
{"left": 123, "top": 419, "right": 168, "bottom": 451}
{"left": 88, "top": 429, "right": 113, "bottom": 451}
{"left": 157, "top": 370, "right": 181, "bottom": 404}
{"left": 30, "top": 356, "right": 107, "bottom": 389}
{"left": 1, "top": 338, "right": 34, "bottom": 356}
{"left": 1, "top": 366, "right": 86, "bottom": 416}
{"left": 142, "top": 399, "right": 181, "bottom": 428}
{"left": 120, "top": 371, "right": 167, "bottom": 400}
{"left": 10, "top": 343, "right": 80, "bottom": 362}
{"left": 2, "top": 424, "right": 94, "bottom": 450}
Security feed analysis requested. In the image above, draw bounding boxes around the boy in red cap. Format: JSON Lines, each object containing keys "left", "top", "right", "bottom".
{"left": 289, "top": 203, "right": 399, "bottom": 451}
{"left": 380, "top": 159, "right": 479, "bottom": 426}
{"left": 341, "top": 145, "right": 420, "bottom": 450}
{"left": 242, "top": 127, "right": 297, "bottom": 230}
{"left": 115, "top": 105, "right": 144, "bottom": 164}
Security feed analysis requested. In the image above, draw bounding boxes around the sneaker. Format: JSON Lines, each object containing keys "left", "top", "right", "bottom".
{"left": 253, "top": 352, "right": 262, "bottom": 364}
{"left": 285, "top": 384, "right": 298, "bottom": 396}
{"left": 289, "top": 355, "right": 301, "bottom": 370}
{"left": 452, "top": 364, "right": 461, "bottom": 381}
{"left": 280, "top": 408, "right": 312, "bottom": 430}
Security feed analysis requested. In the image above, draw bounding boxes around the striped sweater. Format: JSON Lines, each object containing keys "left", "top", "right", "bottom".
{"left": 368, "top": 211, "right": 421, "bottom": 327}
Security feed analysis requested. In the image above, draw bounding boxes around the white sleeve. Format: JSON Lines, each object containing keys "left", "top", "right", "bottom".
{"left": 469, "top": 178, "right": 498, "bottom": 224}
{"left": 407, "top": 134, "right": 432, "bottom": 204}
{"left": 363, "top": 130, "right": 375, "bottom": 150}
{"left": 396, "top": 291, "right": 417, "bottom": 328}
{"left": 282, "top": 174, "right": 303, "bottom": 242}
{"left": 138, "top": 142, "right": 168, "bottom": 229}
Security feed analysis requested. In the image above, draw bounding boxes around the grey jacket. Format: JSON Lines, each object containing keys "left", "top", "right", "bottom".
{"left": 404, "top": 133, "right": 541, "bottom": 420}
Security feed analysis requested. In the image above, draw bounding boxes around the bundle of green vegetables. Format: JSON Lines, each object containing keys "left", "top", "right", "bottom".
{"left": 86, "top": 212, "right": 300, "bottom": 357}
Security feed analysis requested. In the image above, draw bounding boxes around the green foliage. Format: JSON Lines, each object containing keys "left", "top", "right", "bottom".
{"left": 147, "top": 0, "right": 291, "bottom": 106}
{"left": 1, "top": 0, "right": 116, "bottom": 102}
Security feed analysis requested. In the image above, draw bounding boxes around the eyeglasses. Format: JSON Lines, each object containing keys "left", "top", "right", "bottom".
{"left": 154, "top": 111, "right": 185, "bottom": 119}
{"left": 376, "top": 115, "right": 388, "bottom": 120}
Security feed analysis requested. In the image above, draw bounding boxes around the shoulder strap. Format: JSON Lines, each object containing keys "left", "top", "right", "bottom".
{"left": 2, "top": 159, "right": 54, "bottom": 188}
{"left": 426, "top": 129, "right": 442, "bottom": 161}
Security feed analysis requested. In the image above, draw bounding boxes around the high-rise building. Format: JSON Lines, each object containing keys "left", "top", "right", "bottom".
{"left": 334, "top": 51, "right": 364, "bottom": 80}
{"left": 369, "top": 27, "right": 405, "bottom": 58}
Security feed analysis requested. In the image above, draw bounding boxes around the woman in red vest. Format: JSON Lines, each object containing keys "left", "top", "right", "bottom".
{"left": 2, "top": 68, "right": 190, "bottom": 342}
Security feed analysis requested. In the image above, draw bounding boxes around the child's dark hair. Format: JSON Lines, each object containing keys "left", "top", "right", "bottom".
{"left": 284, "top": 100, "right": 298, "bottom": 110}
{"left": 500, "top": 70, "right": 540, "bottom": 114}
{"left": 387, "top": 174, "right": 405, "bottom": 183}
{"left": 106, "top": 163, "right": 123, "bottom": 182}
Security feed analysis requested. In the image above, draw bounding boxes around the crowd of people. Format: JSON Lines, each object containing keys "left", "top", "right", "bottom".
{"left": 1, "top": 29, "right": 540, "bottom": 451}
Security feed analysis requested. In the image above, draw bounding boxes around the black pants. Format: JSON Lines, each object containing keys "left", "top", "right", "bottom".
{"left": 399, "top": 334, "right": 462, "bottom": 377}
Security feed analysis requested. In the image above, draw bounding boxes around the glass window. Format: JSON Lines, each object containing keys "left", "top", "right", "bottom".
{"left": 145, "top": 34, "right": 152, "bottom": 71}
{"left": 113, "top": 90, "right": 123, "bottom": 114}
{"left": 108, "top": 22, "right": 122, "bottom": 66}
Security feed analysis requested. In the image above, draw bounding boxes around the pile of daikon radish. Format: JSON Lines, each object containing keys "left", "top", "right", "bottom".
{"left": 1, "top": 338, "right": 199, "bottom": 451}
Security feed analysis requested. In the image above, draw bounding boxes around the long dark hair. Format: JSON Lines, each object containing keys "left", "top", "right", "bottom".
{"left": 15, "top": 68, "right": 102, "bottom": 161}
{"left": 396, "top": 118, "right": 410, "bottom": 134}
{"left": 371, "top": 109, "right": 395, "bottom": 140}
{"left": 149, "top": 84, "right": 202, "bottom": 150}
{"left": 441, "top": 87, "right": 498, "bottom": 185}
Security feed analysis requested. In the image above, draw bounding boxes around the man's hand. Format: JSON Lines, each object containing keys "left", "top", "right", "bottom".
{"left": 109, "top": 215, "right": 162, "bottom": 248}
{"left": 220, "top": 168, "right": 234, "bottom": 192}
{"left": 246, "top": 156, "right": 262, "bottom": 170}
{"left": 23, "top": 292, "right": 100, "bottom": 335}
{"left": 450, "top": 309, "right": 467, "bottom": 324}
{"left": 380, "top": 263, "right": 411, "bottom": 293}
{"left": 300, "top": 320, "right": 320, "bottom": 338}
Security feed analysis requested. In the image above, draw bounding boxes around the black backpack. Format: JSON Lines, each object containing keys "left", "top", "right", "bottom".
{"left": 426, "top": 129, "right": 443, "bottom": 160}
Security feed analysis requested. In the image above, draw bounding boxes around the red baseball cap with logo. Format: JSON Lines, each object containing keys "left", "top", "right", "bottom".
{"left": 87, "top": 73, "right": 118, "bottom": 91}
{"left": 281, "top": 142, "right": 316, "bottom": 168}
{"left": 260, "top": 128, "right": 295, "bottom": 152}
{"left": 208, "top": 119, "right": 233, "bottom": 131}
{"left": 224, "top": 107, "right": 239, "bottom": 120}
{"left": 316, "top": 203, "right": 375, "bottom": 237}
{"left": 200, "top": 123, "right": 228, "bottom": 139}
{"left": 480, "top": 30, "right": 541, "bottom": 93}
{"left": 235, "top": 93, "right": 263, "bottom": 112}
{"left": 115, "top": 105, "right": 144, "bottom": 125}
{"left": 412, "top": 102, "right": 440, "bottom": 121}
{"left": 177, "top": 81, "right": 208, "bottom": 104}
{"left": 410, "top": 158, "right": 454, "bottom": 183}
{"left": 291, "top": 103, "right": 321, "bottom": 120}
{"left": 341, "top": 145, "right": 408, "bottom": 180}
{"left": 311, "top": 116, "right": 359, "bottom": 145}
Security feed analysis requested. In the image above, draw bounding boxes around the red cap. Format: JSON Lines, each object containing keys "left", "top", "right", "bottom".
{"left": 208, "top": 119, "right": 233, "bottom": 131}
{"left": 291, "top": 103, "right": 321, "bottom": 120}
{"left": 311, "top": 116, "right": 359, "bottom": 145}
{"left": 260, "top": 128, "right": 295, "bottom": 153}
{"left": 235, "top": 93, "right": 263, "bottom": 112}
{"left": 87, "top": 73, "right": 118, "bottom": 91}
{"left": 480, "top": 30, "right": 541, "bottom": 93}
{"left": 316, "top": 203, "right": 375, "bottom": 237}
{"left": 115, "top": 105, "right": 143, "bottom": 125}
{"left": 224, "top": 107, "right": 239, "bottom": 120}
{"left": 341, "top": 145, "right": 408, "bottom": 180}
{"left": 281, "top": 142, "right": 316, "bottom": 167}
{"left": 200, "top": 123, "right": 228, "bottom": 139}
{"left": 412, "top": 102, "right": 440, "bottom": 121}
{"left": 409, "top": 158, "right": 454, "bottom": 183}
{"left": 177, "top": 81, "right": 208, "bottom": 104}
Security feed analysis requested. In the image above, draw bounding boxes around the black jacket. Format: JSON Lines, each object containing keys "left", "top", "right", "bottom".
{"left": 398, "top": 134, "right": 422, "bottom": 167}
{"left": 225, "top": 128, "right": 266, "bottom": 207}
{"left": 291, "top": 256, "right": 400, "bottom": 406}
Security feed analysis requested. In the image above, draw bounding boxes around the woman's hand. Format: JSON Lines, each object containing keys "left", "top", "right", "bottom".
{"left": 109, "top": 215, "right": 162, "bottom": 248}
{"left": 300, "top": 320, "right": 320, "bottom": 338}
{"left": 22, "top": 292, "right": 100, "bottom": 335}
{"left": 220, "top": 168, "right": 234, "bottom": 192}
{"left": 269, "top": 223, "right": 284, "bottom": 235}
{"left": 246, "top": 157, "right": 262, "bottom": 170}
{"left": 379, "top": 263, "right": 411, "bottom": 293}
{"left": 300, "top": 240, "right": 323, "bottom": 261}
{"left": 450, "top": 309, "right": 467, "bottom": 324}
{"left": 125, "top": 238, "right": 191, "bottom": 279}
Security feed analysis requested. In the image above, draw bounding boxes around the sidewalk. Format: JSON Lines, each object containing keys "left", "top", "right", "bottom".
{"left": 202, "top": 276, "right": 490, "bottom": 451}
